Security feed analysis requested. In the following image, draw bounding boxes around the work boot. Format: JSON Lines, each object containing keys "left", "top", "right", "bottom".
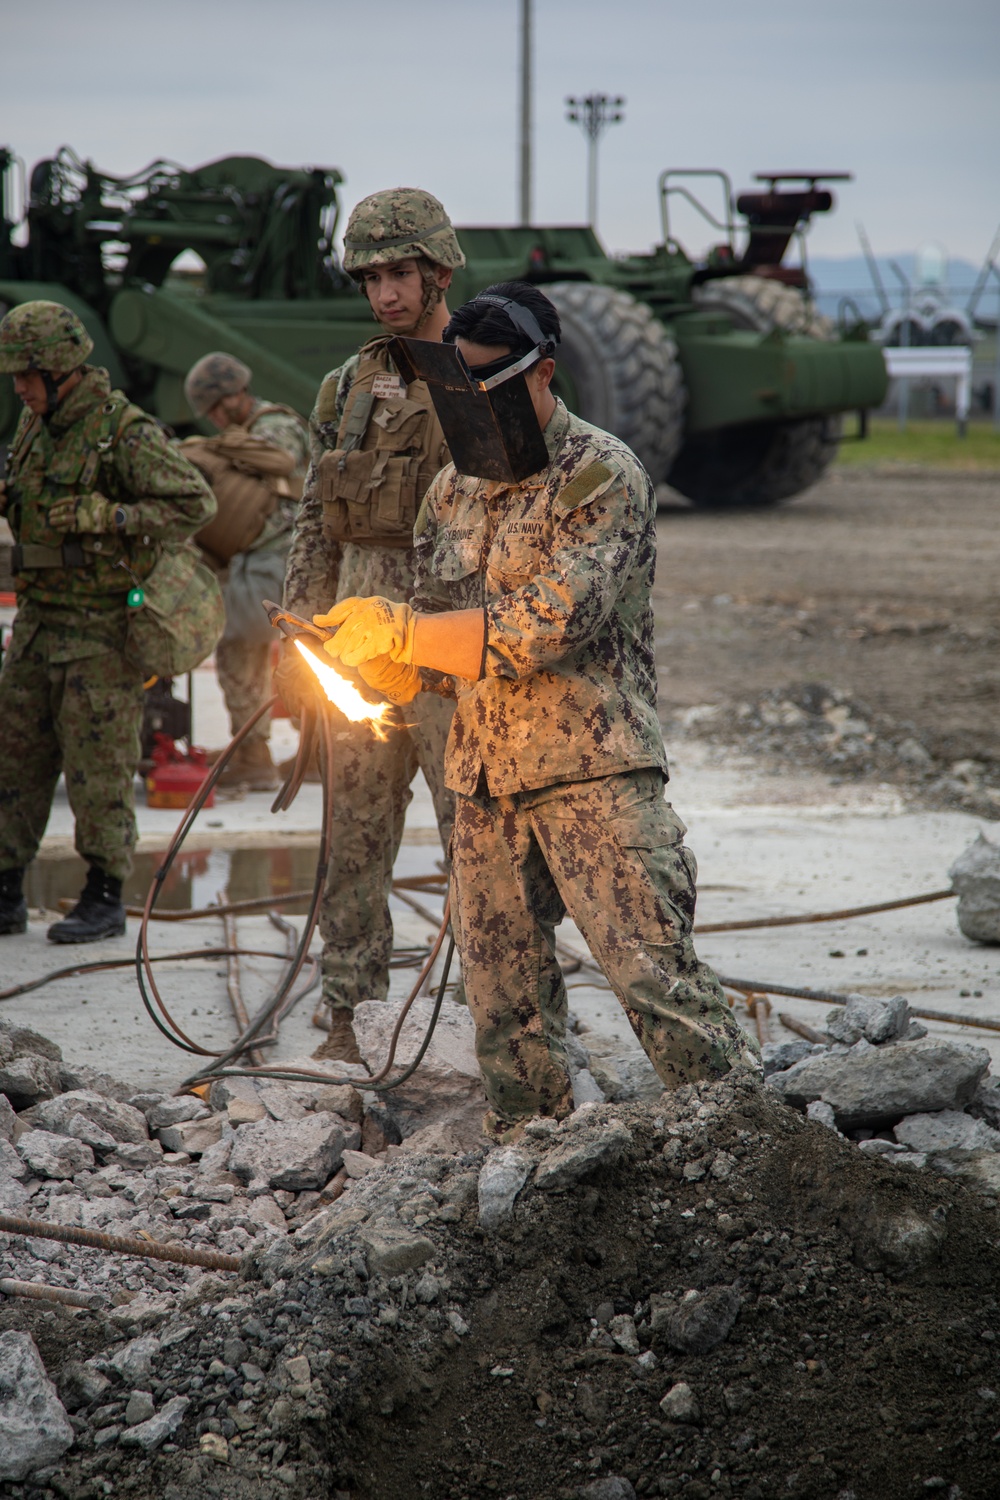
{"left": 0, "top": 869, "right": 27, "bottom": 936}
{"left": 47, "top": 867, "right": 126, "bottom": 945}
{"left": 312, "top": 1011, "right": 364, "bottom": 1067}
{"left": 216, "top": 737, "right": 280, "bottom": 792}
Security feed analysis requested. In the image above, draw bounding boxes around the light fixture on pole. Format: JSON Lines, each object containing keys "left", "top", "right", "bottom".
{"left": 565, "top": 93, "right": 625, "bottom": 228}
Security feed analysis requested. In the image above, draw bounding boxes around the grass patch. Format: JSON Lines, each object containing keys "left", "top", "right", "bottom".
{"left": 837, "top": 417, "right": 1000, "bottom": 470}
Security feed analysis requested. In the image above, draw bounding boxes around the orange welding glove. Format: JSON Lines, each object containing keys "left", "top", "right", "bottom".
{"left": 314, "top": 596, "right": 416, "bottom": 667}
{"left": 358, "top": 653, "right": 422, "bottom": 706}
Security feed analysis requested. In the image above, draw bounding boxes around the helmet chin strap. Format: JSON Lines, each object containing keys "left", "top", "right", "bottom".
{"left": 37, "top": 365, "right": 81, "bottom": 418}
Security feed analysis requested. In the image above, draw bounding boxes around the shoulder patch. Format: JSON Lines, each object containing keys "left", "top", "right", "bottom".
{"left": 314, "top": 371, "right": 342, "bottom": 427}
{"left": 556, "top": 460, "right": 615, "bottom": 511}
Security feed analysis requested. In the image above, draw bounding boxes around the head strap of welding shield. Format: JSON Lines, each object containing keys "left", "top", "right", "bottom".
{"left": 461, "top": 293, "right": 557, "bottom": 390}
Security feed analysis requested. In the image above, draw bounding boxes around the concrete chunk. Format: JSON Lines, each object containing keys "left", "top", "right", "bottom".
{"left": 894, "top": 1109, "right": 1000, "bottom": 1154}
{"left": 27, "top": 1090, "right": 149, "bottom": 1146}
{"left": 665, "top": 1285, "right": 741, "bottom": 1354}
{"left": 478, "top": 1148, "right": 533, "bottom": 1230}
{"left": 358, "top": 1226, "right": 435, "bottom": 1276}
{"left": 16, "top": 1128, "right": 94, "bottom": 1179}
{"left": 534, "top": 1122, "right": 631, "bottom": 1192}
{"left": 145, "top": 1097, "right": 210, "bottom": 1131}
{"left": 0, "top": 1332, "right": 74, "bottom": 1481}
{"left": 158, "top": 1115, "right": 224, "bottom": 1156}
{"left": 659, "top": 1381, "right": 700, "bottom": 1423}
{"left": 769, "top": 1038, "right": 990, "bottom": 1130}
{"left": 119, "top": 1394, "right": 189, "bottom": 1453}
{"left": 950, "top": 832, "right": 1000, "bottom": 944}
{"left": 0, "top": 1055, "right": 63, "bottom": 1111}
{"left": 229, "top": 1113, "right": 346, "bottom": 1192}
{"left": 827, "top": 994, "right": 911, "bottom": 1046}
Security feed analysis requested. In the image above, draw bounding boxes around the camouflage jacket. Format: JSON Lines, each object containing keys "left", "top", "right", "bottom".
{"left": 246, "top": 397, "right": 310, "bottom": 553}
{"left": 412, "top": 400, "right": 668, "bottom": 797}
{"left": 5, "top": 366, "right": 215, "bottom": 615}
{"left": 283, "top": 348, "right": 438, "bottom": 615}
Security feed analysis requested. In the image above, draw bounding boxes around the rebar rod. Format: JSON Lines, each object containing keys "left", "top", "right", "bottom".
{"left": 0, "top": 1214, "right": 241, "bottom": 1272}
{"left": 0, "top": 1276, "right": 106, "bottom": 1310}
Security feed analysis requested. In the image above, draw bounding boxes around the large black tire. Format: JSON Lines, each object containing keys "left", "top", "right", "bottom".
{"left": 666, "top": 415, "right": 842, "bottom": 509}
{"left": 692, "top": 273, "right": 834, "bottom": 340}
{"left": 669, "top": 274, "right": 840, "bottom": 508}
{"left": 544, "top": 281, "right": 685, "bottom": 483}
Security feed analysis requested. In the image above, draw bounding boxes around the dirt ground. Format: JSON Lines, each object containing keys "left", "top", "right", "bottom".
{"left": 652, "top": 468, "right": 1000, "bottom": 802}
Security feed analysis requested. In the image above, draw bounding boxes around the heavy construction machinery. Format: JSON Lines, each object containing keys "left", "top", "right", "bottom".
{"left": 0, "top": 148, "right": 886, "bottom": 507}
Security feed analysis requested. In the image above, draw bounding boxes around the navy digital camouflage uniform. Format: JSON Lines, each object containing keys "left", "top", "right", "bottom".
{"left": 412, "top": 398, "right": 760, "bottom": 1137}
{"left": 283, "top": 357, "right": 457, "bottom": 1016}
{"left": 214, "top": 398, "right": 310, "bottom": 747}
{"left": 0, "top": 366, "right": 216, "bottom": 880}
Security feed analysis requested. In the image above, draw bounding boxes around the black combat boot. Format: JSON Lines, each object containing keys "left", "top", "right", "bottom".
{"left": 0, "top": 869, "right": 27, "bottom": 936}
{"left": 47, "top": 866, "right": 126, "bottom": 945}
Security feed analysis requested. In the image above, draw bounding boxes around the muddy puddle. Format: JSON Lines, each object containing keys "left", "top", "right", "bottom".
{"left": 26, "top": 843, "right": 321, "bottom": 914}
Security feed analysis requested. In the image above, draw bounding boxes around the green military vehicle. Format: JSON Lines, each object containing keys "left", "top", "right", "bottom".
{"left": 0, "top": 147, "right": 886, "bottom": 507}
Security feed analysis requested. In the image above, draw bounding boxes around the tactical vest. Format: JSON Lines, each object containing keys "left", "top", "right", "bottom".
{"left": 5, "top": 390, "right": 158, "bottom": 610}
{"left": 316, "top": 338, "right": 449, "bottom": 547}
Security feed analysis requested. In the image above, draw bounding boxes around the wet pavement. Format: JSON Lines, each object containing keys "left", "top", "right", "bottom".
{"left": 0, "top": 659, "right": 996, "bottom": 1096}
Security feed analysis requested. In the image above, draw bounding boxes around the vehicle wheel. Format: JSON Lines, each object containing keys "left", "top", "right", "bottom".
{"left": 693, "top": 273, "right": 834, "bottom": 340}
{"left": 672, "top": 274, "right": 840, "bottom": 507}
{"left": 544, "top": 281, "right": 685, "bottom": 483}
{"left": 667, "top": 414, "right": 842, "bottom": 509}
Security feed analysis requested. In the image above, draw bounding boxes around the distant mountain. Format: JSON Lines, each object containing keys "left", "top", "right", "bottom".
{"left": 806, "top": 254, "right": 988, "bottom": 322}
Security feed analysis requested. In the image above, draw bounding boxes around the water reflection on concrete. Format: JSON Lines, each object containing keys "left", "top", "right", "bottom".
{"left": 26, "top": 844, "right": 321, "bottom": 915}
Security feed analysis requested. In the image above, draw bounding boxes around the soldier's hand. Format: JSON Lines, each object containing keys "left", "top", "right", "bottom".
{"left": 315, "top": 595, "right": 416, "bottom": 667}
{"left": 357, "top": 653, "right": 422, "bottom": 706}
{"left": 272, "top": 638, "right": 315, "bottom": 717}
{"left": 47, "top": 491, "right": 117, "bottom": 533}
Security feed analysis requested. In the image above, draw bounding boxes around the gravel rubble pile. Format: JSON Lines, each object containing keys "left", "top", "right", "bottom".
{"left": 671, "top": 681, "right": 1000, "bottom": 820}
{"left": 0, "top": 1010, "right": 997, "bottom": 1498}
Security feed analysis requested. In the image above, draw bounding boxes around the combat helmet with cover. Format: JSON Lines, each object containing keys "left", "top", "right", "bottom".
{"left": 342, "top": 188, "right": 465, "bottom": 278}
{"left": 0, "top": 301, "right": 94, "bottom": 375}
{"left": 184, "top": 352, "right": 252, "bottom": 419}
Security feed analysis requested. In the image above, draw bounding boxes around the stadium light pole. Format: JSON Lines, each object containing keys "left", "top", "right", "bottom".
{"left": 565, "top": 93, "right": 625, "bottom": 228}
{"left": 518, "top": 0, "right": 533, "bottom": 225}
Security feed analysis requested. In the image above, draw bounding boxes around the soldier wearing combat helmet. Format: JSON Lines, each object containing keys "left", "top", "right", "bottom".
{"left": 277, "top": 187, "right": 464, "bottom": 1064}
{"left": 182, "top": 351, "right": 309, "bottom": 791}
{"left": 0, "top": 301, "right": 215, "bottom": 942}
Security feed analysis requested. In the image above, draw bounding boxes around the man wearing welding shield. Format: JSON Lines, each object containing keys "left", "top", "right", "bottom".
{"left": 317, "top": 282, "right": 760, "bottom": 1142}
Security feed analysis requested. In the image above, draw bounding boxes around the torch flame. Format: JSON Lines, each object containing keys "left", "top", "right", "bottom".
{"left": 294, "top": 639, "right": 389, "bottom": 728}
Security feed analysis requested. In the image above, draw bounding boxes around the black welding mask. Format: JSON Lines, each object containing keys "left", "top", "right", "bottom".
{"left": 387, "top": 295, "right": 555, "bottom": 483}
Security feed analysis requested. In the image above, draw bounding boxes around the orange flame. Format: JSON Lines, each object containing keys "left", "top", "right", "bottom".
{"left": 294, "top": 639, "right": 388, "bottom": 729}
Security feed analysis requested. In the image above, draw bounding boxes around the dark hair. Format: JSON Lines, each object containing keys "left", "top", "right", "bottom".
{"left": 443, "top": 281, "right": 561, "bottom": 356}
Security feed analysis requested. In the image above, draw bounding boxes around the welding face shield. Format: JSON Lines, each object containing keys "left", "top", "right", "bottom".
{"left": 387, "top": 294, "right": 557, "bottom": 483}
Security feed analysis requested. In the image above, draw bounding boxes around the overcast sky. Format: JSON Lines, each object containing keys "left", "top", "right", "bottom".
{"left": 4, "top": 0, "right": 998, "bottom": 270}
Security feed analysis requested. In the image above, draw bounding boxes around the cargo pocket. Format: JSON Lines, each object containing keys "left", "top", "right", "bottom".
{"left": 608, "top": 801, "right": 697, "bottom": 946}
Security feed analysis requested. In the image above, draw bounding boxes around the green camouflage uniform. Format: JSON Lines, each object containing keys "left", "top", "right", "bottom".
{"left": 214, "top": 398, "right": 310, "bottom": 746}
{"left": 413, "top": 399, "right": 760, "bottom": 1136}
{"left": 0, "top": 366, "right": 215, "bottom": 879}
{"left": 283, "top": 357, "right": 457, "bottom": 1015}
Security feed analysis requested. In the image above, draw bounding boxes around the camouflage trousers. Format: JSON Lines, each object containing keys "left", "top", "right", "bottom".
{"left": 0, "top": 616, "right": 143, "bottom": 880}
{"left": 319, "top": 688, "right": 456, "bottom": 1014}
{"left": 215, "top": 637, "right": 272, "bottom": 746}
{"left": 450, "top": 767, "right": 760, "bottom": 1136}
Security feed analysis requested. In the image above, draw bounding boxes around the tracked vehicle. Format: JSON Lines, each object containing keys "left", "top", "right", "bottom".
{"left": 0, "top": 148, "right": 886, "bottom": 506}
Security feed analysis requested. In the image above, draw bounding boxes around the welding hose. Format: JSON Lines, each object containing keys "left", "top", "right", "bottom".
{"left": 137, "top": 683, "right": 456, "bottom": 1094}
{"left": 136, "top": 695, "right": 332, "bottom": 1058}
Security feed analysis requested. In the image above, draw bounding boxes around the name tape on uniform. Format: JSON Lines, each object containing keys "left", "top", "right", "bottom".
{"left": 371, "top": 373, "right": 406, "bottom": 401}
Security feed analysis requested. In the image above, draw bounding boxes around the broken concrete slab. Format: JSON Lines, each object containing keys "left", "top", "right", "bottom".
{"left": 659, "top": 1381, "right": 700, "bottom": 1423}
{"left": 229, "top": 1113, "right": 351, "bottom": 1192}
{"left": 110, "top": 1336, "right": 160, "bottom": 1386}
{"left": 144, "top": 1097, "right": 210, "bottom": 1132}
{"left": 0, "top": 1054, "right": 63, "bottom": 1111}
{"left": 826, "top": 993, "right": 911, "bottom": 1046}
{"left": 894, "top": 1109, "right": 1000, "bottom": 1154}
{"left": 351, "top": 996, "right": 484, "bottom": 1140}
{"left": 357, "top": 1225, "right": 436, "bottom": 1277}
{"left": 0, "top": 1332, "right": 74, "bottom": 1482}
{"left": 15, "top": 1128, "right": 94, "bottom": 1179}
{"left": 950, "top": 831, "right": 1000, "bottom": 944}
{"left": 157, "top": 1115, "right": 224, "bottom": 1156}
{"left": 769, "top": 1038, "right": 991, "bottom": 1130}
{"left": 760, "top": 1040, "right": 815, "bottom": 1077}
{"left": 25, "top": 1090, "right": 149, "bottom": 1146}
{"left": 534, "top": 1121, "right": 632, "bottom": 1192}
